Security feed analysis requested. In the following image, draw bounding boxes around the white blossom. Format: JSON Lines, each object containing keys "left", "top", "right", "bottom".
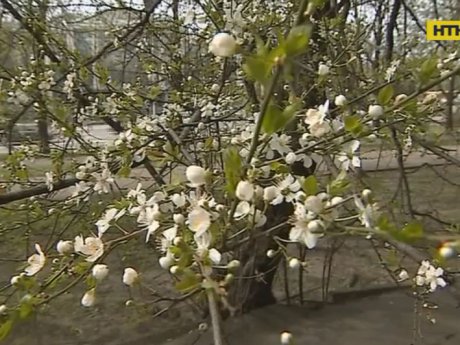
{"left": 290, "top": 203, "right": 323, "bottom": 249}
{"left": 415, "top": 261, "right": 447, "bottom": 292}
{"left": 337, "top": 140, "right": 361, "bottom": 171}
{"left": 96, "top": 208, "right": 125, "bottom": 237}
{"left": 194, "top": 232, "right": 221, "bottom": 265}
{"left": 305, "top": 101, "right": 331, "bottom": 138}
{"left": 45, "top": 172, "right": 54, "bottom": 191}
{"left": 171, "top": 193, "right": 187, "bottom": 207}
{"left": 74, "top": 235, "right": 104, "bottom": 262}
{"left": 138, "top": 205, "right": 162, "bottom": 242}
{"left": 92, "top": 168, "right": 114, "bottom": 194}
{"left": 270, "top": 175, "right": 302, "bottom": 205}
{"left": 24, "top": 243, "right": 46, "bottom": 276}
{"left": 187, "top": 206, "right": 211, "bottom": 236}
{"left": 234, "top": 201, "right": 251, "bottom": 219}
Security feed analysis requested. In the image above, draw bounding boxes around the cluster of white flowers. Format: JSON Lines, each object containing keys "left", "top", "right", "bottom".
{"left": 289, "top": 193, "right": 343, "bottom": 249}
{"left": 63, "top": 72, "right": 76, "bottom": 100}
{"left": 415, "top": 260, "right": 447, "bottom": 292}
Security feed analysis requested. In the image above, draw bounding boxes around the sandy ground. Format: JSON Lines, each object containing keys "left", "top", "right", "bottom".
{"left": 159, "top": 289, "right": 460, "bottom": 345}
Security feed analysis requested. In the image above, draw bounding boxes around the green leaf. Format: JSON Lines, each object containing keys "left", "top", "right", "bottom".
{"left": 419, "top": 57, "right": 439, "bottom": 84}
{"left": 175, "top": 271, "right": 200, "bottom": 292}
{"left": 377, "top": 85, "right": 394, "bottom": 105}
{"left": 18, "top": 301, "right": 34, "bottom": 319}
{"left": 302, "top": 175, "right": 318, "bottom": 196}
{"left": 0, "top": 320, "right": 13, "bottom": 341}
{"left": 344, "top": 115, "right": 362, "bottom": 136}
{"left": 399, "top": 221, "right": 424, "bottom": 242}
{"left": 243, "top": 56, "right": 273, "bottom": 84}
{"left": 284, "top": 25, "right": 311, "bottom": 57}
{"left": 328, "top": 170, "right": 350, "bottom": 195}
{"left": 262, "top": 102, "right": 299, "bottom": 134}
{"left": 149, "top": 86, "right": 161, "bottom": 98}
{"left": 118, "top": 165, "right": 131, "bottom": 178}
{"left": 224, "top": 147, "right": 243, "bottom": 196}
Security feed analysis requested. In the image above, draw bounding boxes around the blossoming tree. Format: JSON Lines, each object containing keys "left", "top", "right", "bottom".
{"left": 0, "top": 0, "right": 459, "bottom": 344}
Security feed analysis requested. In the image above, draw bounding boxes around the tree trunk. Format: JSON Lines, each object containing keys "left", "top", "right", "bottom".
{"left": 227, "top": 202, "right": 293, "bottom": 314}
{"left": 37, "top": 117, "right": 50, "bottom": 154}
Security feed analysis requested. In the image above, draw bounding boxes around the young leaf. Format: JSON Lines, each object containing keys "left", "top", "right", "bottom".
{"left": 0, "top": 320, "right": 13, "bottom": 341}
{"left": 399, "top": 221, "right": 424, "bottom": 242}
{"left": 243, "top": 56, "right": 272, "bottom": 84}
{"left": 224, "top": 147, "right": 243, "bottom": 196}
{"left": 377, "top": 85, "right": 394, "bottom": 105}
{"left": 302, "top": 175, "right": 318, "bottom": 196}
{"left": 262, "top": 102, "right": 299, "bottom": 134}
{"left": 344, "top": 115, "right": 362, "bottom": 136}
{"left": 419, "top": 57, "right": 439, "bottom": 84}
{"left": 284, "top": 25, "right": 311, "bottom": 57}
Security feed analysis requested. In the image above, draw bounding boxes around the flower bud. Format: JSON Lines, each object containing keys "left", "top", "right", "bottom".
{"left": 368, "top": 105, "right": 384, "bottom": 120}
{"left": 159, "top": 255, "right": 174, "bottom": 270}
{"left": 280, "top": 331, "right": 293, "bottom": 345}
{"left": 0, "top": 305, "right": 7, "bottom": 315}
{"left": 211, "top": 83, "right": 220, "bottom": 93}
{"left": 173, "top": 213, "right": 185, "bottom": 224}
{"left": 267, "top": 249, "right": 277, "bottom": 258}
{"left": 334, "top": 95, "right": 347, "bottom": 107}
{"left": 92, "top": 264, "right": 109, "bottom": 281}
{"left": 235, "top": 180, "right": 254, "bottom": 201}
{"left": 398, "top": 269, "right": 409, "bottom": 281}
{"left": 10, "top": 275, "right": 21, "bottom": 286}
{"left": 226, "top": 260, "right": 241, "bottom": 270}
{"left": 81, "top": 288, "right": 96, "bottom": 307}
{"left": 263, "top": 186, "right": 279, "bottom": 202}
{"left": 209, "top": 33, "right": 237, "bottom": 57}
{"left": 169, "top": 265, "right": 180, "bottom": 274}
{"left": 362, "top": 189, "right": 372, "bottom": 201}
{"left": 122, "top": 267, "right": 139, "bottom": 286}
{"left": 56, "top": 240, "right": 74, "bottom": 255}
{"left": 186, "top": 165, "right": 206, "bottom": 187}
{"left": 318, "top": 63, "right": 330, "bottom": 76}
{"left": 395, "top": 94, "right": 408, "bottom": 105}
{"left": 224, "top": 273, "right": 234, "bottom": 285}
{"left": 173, "top": 236, "right": 183, "bottom": 246}
{"left": 285, "top": 152, "right": 297, "bottom": 165}
{"left": 288, "top": 258, "right": 300, "bottom": 269}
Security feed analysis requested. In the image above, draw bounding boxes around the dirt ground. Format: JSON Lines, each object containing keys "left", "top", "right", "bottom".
{"left": 1, "top": 162, "right": 459, "bottom": 344}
